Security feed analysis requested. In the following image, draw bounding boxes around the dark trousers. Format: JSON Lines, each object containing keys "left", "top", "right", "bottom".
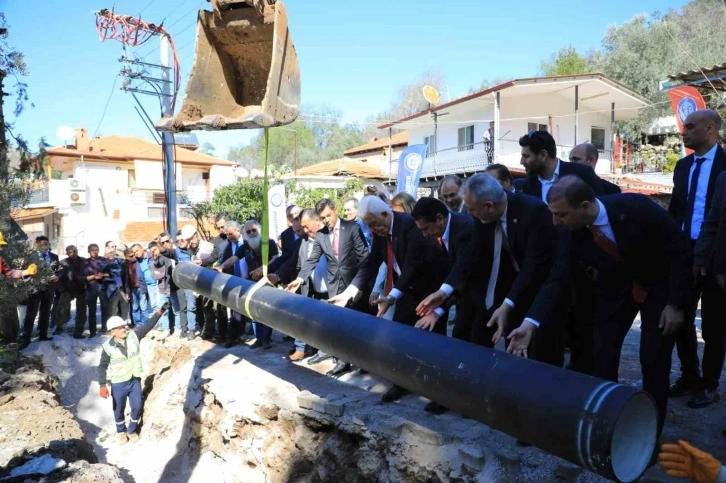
{"left": 594, "top": 289, "right": 675, "bottom": 435}
{"left": 228, "top": 311, "right": 247, "bottom": 342}
{"left": 216, "top": 304, "right": 229, "bottom": 339}
{"left": 394, "top": 293, "right": 447, "bottom": 335}
{"left": 23, "top": 290, "right": 53, "bottom": 342}
{"left": 674, "top": 272, "right": 726, "bottom": 390}
{"left": 55, "top": 291, "right": 88, "bottom": 336}
{"left": 111, "top": 378, "right": 143, "bottom": 434}
{"left": 254, "top": 322, "right": 272, "bottom": 342}
{"left": 172, "top": 289, "right": 195, "bottom": 332}
{"left": 200, "top": 297, "right": 216, "bottom": 337}
{"left": 87, "top": 288, "right": 109, "bottom": 333}
{"left": 104, "top": 291, "right": 130, "bottom": 325}
{"left": 567, "top": 274, "right": 596, "bottom": 375}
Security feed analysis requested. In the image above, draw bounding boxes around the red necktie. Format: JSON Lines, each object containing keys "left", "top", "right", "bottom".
{"left": 589, "top": 225, "right": 647, "bottom": 303}
{"left": 332, "top": 228, "right": 339, "bottom": 259}
{"left": 384, "top": 236, "right": 394, "bottom": 296}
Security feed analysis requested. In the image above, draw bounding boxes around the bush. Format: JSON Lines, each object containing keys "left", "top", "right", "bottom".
{"left": 664, "top": 152, "right": 681, "bottom": 174}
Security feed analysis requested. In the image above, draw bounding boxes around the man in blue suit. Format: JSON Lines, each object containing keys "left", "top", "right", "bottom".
{"left": 508, "top": 175, "right": 692, "bottom": 438}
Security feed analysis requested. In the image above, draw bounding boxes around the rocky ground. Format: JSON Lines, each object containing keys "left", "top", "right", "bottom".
{"left": 4, "top": 303, "right": 724, "bottom": 483}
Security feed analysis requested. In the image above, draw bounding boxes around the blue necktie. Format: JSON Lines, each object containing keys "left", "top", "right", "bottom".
{"left": 685, "top": 157, "right": 707, "bottom": 240}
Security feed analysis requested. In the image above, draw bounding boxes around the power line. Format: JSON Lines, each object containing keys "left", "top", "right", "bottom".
{"left": 138, "top": 0, "right": 158, "bottom": 15}
{"left": 91, "top": 76, "right": 120, "bottom": 140}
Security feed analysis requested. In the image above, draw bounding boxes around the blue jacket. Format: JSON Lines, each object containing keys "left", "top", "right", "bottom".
{"left": 137, "top": 255, "right": 156, "bottom": 287}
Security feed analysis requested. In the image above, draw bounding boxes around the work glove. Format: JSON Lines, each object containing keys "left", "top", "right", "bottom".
{"left": 99, "top": 386, "right": 109, "bottom": 399}
{"left": 659, "top": 440, "right": 722, "bottom": 482}
{"left": 24, "top": 264, "right": 38, "bottom": 276}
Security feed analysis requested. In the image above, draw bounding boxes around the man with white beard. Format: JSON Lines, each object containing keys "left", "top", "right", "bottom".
{"left": 215, "top": 219, "right": 279, "bottom": 348}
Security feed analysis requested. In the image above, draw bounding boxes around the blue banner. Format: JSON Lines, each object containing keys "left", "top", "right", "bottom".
{"left": 396, "top": 144, "right": 428, "bottom": 196}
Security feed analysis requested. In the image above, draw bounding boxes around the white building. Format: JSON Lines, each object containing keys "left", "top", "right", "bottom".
{"left": 379, "top": 73, "right": 649, "bottom": 185}
{"left": 33, "top": 128, "right": 236, "bottom": 252}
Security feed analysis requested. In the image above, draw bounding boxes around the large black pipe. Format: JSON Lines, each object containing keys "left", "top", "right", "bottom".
{"left": 174, "top": 263, "right": 657, "bottom": 482}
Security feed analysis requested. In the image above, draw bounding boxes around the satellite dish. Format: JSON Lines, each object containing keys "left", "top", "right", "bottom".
{"left": 56, "top": 125, "right": 75, "bottom": 144}
{"left": 235, "top": 167, "right": 249, "bottom": 178}
{"left": 422, "top": 85, "right": 441, "bottom": 105}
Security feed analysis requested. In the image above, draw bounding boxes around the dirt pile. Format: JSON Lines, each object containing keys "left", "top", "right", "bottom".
{"left": 0, "top": 349, "right": 122, "bottom": 482}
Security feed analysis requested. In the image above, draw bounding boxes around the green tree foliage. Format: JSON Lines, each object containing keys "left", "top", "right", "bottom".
{"left": 285, "top": 178, "right": 364, "bottom": 211}
{"left": 200, "top": 142, "right": 216, "bottom": 156}
{"left": 540, "top": 45, "right": 593, "bottom": 76}
{"left": 209, "top": 179, "right": 265, "bottom": 222}
{"left": 540, "top": 1, "right": 726, "bottom": 140}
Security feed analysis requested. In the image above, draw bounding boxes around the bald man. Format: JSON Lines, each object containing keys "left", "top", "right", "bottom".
{"left": 668, "top": 109, "right": 726, "bottom": 408}
{"left": 569, "top": 143, "right": 621, "bottom": 195}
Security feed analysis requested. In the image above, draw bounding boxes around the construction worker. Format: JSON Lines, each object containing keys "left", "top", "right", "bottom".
{"left": 0, "top": 231, "right": 37, "bottom": 279}
{"left": 98, "top": 302, "right": 169, "bottom": 444}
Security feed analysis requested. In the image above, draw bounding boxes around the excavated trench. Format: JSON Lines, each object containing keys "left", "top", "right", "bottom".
{"left": 18, "top": 330, "right": 683, "bottom": 483}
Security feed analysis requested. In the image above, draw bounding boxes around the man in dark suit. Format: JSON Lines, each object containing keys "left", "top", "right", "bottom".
{"left": 332, "top": 195, "right": 444, "bottom": 403}
{"left": 439, "top": 175, "right": 468, "bottom": 214}
{"left": 215, "top": 220, "right": 246, "bottom": 347}
{"left": 270, "top": 213, "right": 328, "bottom": 361}
{"left": 569, "top": 143, "right": 621, "bottom": 195}
{"left": 410, "top": 196, "right": 474, "bottom": 414}
{"left": 519, "top": 130, "right": 604, "bottom": 201}
{"left": 509, "top": 176, "right": 692, "bottom": 437}
{"left": 22, "top": 235, "right": 59, "bottom": 346}
{"left": 277, "top": 205, "right": 301, "bottom": 265}
{"left": 695, "top": 170, "right": 726, "bottom": 287}
{"left": 668, "top": 109, "right": 726, "bottom": 407}
{"left": 286, "top": 199, "right": 369, "bottom": 376}
{"left": 417, "top": 174, "right": 559, "bottom": 362}
{"left": 484, "top": 164, "right": 515, "bottom": 192}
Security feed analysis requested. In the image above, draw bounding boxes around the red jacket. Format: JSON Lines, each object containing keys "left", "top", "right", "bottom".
{"left": 0, "top": 256, "right": 23, "bottom": 280}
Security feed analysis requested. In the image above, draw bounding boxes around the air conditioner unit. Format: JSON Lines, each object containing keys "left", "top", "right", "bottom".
{"left": 69, "top": 178, "right": 86, "bottom": 191}
{"left": 69, "top": 191, "right": 86, "bottom": 206}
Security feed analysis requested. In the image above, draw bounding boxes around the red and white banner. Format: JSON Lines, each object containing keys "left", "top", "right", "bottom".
{"left": 667, "top": 86, "right": 707, "bottom": 156}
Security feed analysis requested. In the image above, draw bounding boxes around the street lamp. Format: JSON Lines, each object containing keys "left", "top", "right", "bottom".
{"left": 277, "top": 127, "right": 298, "bottom": 176}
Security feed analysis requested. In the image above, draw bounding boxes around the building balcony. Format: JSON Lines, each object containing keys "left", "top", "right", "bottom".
{"left": 389, "top": 141, "right": 617, "bottom": 179}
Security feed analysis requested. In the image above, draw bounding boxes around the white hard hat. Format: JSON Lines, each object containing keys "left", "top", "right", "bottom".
{"left": 107, "top": 316, "right": 127, "bottom": 331}
{"left": 180, "top": 224, "right": 197, "bottom": 240}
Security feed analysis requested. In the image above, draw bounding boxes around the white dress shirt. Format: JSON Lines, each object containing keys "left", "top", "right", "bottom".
{"left": 539, "top": 159, "right": 561, "bottom": 204}
{"left": 524, "top": 199, "right": 613, "bottom": 328}
{"left": 686, "top": 143, "right": 718, "bottom": 240}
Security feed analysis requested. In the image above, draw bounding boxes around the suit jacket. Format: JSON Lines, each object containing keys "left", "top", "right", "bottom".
{"left": 298, "top": 219, "right": 368, "bottom": 296}
{"left": 442, "top": 212, "right": 475, "bottom": 267}
{"left": 351, "top": 212, "right": 443, "bottom": 300}
{"left": 668, "top": 145, "right": 726, "bottom": 234}
{"left": 694, "top": 170, "right": 726, "bottom": 270}
{"left": 522, "top": 160, "right": 604, "bottom": 200}
{"left": 220, "top": 239, "right": 246, "bottom": 276}
{"left": 446, "top": 192, "right": 556, "bottom": 313}
{"left": 528, "top": 194, "right": 693, "bottom": 326}
{"left": 601, "top": 178, "right": 621, "bottom": 195}
{"left": 277, "top": 226, "right": 297, "bottom": 266}
{"left": 275, "top": 236, "right": 314, "bottom": 296}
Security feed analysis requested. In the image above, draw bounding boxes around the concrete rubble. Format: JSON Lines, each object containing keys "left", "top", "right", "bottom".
{"left": 0, "top": 350, "right": 122, "bottom": 483}
{"left": 15, "top": 322, "right": 714, "bottom": 483}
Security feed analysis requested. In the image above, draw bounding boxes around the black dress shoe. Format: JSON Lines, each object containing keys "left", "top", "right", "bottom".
{"left": 669, "top": 377, "right": 701, "bottom": 397}
{"left": 515, "top": 440, "right": 532, "bottom": 447}
{"left": 249, "top": 340, "right": 264, "bottom": 349}
{"left": 424, "top": 401, "right": 448, "bottom": 414}
{"left": 327, "top": 361, "right": 351, "bottom": 377}
{"left": 263, "top": 339, "right": 272, "bottom": 350}
{"left": 687, "top": 389, "right": 720, "bottom": 408}
{"left": 307, "top": 353, "right": 332, "bottom": 365}
{"left": 282, "top": 335, "right": 294, "bottom": 342}
{"left": 73, "top": 335, "right": 85, "bottom": 340}
{"left": 381, "top": 385, "right": 409, "bottom": 403}
{"left": 224, "top": 340, "right": 237, "bottom": 349}
{"left": 38, "top": 336, "right": 53, "bottom": 342}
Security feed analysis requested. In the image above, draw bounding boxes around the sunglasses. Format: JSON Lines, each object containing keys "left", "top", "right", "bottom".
{"left": 245, "top": 229, "right": 258, "bottom": 235}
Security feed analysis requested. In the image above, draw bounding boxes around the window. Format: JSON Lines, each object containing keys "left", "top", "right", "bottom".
{"left": 152, "top": 192, "right": 166, "bottom": 204}
{"left": 458, "top": 125, "right": 475, "bottom": 151}
{"left": 424, "top": 135, "right": 436, "bottom": 158}
{"left": 591, "top": 127, "right": 606, "bottom": 151}
{"left": 128, "top": 169, "right": 137, "bottom": 188}
{"left": 147, "top": 207, "right": 164, "bottom": 219}
{"left": 527, "top": 122, "right": 548, "bottom": 132}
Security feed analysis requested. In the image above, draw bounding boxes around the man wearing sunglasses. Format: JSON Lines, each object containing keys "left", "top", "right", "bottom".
{"left": 98, "top": 303, "right": 169, "bottom": 445}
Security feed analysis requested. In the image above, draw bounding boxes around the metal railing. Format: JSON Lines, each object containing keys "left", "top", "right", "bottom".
{"left": 27, "top": 187, "right": 50, "bottom": 205}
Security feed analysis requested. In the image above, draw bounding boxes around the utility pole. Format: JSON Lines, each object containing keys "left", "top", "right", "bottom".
{"left": 0, "top": 70, "right": 7, "bottom": 180}
{"left": 160, "top": 36, "right": 177, "bottom": 238}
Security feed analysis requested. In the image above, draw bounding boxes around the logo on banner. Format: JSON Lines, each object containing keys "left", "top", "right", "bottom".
{"left": 404, "top": 153, "right": 423, "bottom": 172}
{"left": 677, "top": 98, "right": 697, "bottom": 123}
{"left": 271, "top": 192, "right": 284, "bottom": 207}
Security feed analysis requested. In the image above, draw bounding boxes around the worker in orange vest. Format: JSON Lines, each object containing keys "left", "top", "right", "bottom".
{"left": 0, "top": 231, "right": 37, "bottom": 279}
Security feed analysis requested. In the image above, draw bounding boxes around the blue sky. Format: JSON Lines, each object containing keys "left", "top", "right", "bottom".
{"left": 3, "top": 0, "right": 686, "bottom": 158}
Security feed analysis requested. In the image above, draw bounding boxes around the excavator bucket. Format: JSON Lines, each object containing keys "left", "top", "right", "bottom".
{"left": 157, "top": 0, "right": 300, "bottom": 132}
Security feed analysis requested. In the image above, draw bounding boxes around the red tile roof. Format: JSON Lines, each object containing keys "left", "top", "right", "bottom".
{"left": 344, "top": 132, "right": 408, "bottom": 156}
{"left": 47, "top": 134, "right": 235, "bottom": 167}
{"left": 290, "top": 158, "right": 386, "bottom": 179}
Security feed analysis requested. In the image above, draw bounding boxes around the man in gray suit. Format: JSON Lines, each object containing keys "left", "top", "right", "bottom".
{"left": 285, "top": 199, "right": 369, "bottom": 376}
